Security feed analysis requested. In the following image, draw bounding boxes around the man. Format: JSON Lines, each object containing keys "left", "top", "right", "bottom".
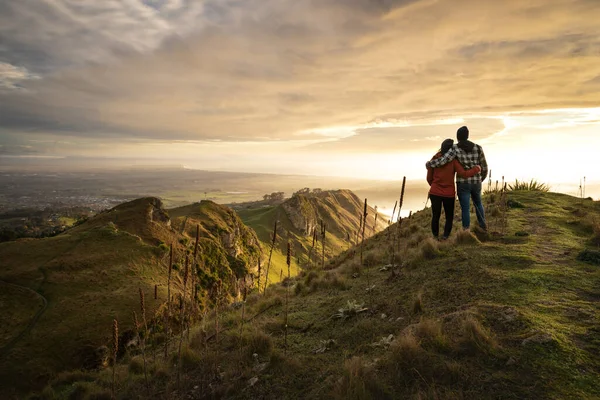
{"left": 426, "top": 126, "right": 488, "bottom": 231}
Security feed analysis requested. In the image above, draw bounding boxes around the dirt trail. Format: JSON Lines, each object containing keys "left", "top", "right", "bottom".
{"left": 0, "top": 280, "right": 48, "bottom": 358}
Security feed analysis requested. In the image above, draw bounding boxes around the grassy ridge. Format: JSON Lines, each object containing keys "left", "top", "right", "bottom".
{"left": 238, "top": 190, "right": 387, "bottom": 286}
{"left": 47, "top": 190, "right": 600, "bottom": 399}
{"left": 0, "top": 198, "right": 262, "bottom": 397}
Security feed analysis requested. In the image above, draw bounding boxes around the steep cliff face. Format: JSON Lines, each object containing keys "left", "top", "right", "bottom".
{"left": 169, "top": 200, "right": 261, "bottom": 280}
{"left": 281, "top": 189, "right": 387, "bottom": 240}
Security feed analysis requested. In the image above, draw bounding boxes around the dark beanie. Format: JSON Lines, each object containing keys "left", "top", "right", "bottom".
{"left": 457, "top": 126, "right": 469, "bottom": 141}
{"left": 441, "top": 139, "right": 454, "bottom": 155}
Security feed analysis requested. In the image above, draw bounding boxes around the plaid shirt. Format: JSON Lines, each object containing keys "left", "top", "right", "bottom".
{"left": 428, "top": 143, "right": 488, "bottom": 184}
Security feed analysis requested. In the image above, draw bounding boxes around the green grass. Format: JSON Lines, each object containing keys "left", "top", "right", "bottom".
{"left": 0, "top": 283, "right": 44, "bottom": 349}
{"left": 14, "top": 191, "right": 600, "bottom": 399}
{"left": 94, "top": 190, "right": 599, "bottom": 399}
{"left": 0, "top": 198, "right": 259, "bottom": 397}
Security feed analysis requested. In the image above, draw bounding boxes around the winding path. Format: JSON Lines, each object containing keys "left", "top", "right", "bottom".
{"left": 0, "top": 280, "right": 48, "bottom": 358}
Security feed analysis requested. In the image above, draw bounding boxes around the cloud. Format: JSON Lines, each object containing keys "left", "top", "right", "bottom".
{"left": 303, "top": 118, "right": 505, "bottom": 153}
{"left": 0, "top": 0, "right": 599, "bottom": 155}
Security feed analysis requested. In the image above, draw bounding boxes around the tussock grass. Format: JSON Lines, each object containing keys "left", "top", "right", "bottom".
{"left": 241, "top": 328, "right": 273, "bottom": 360}
{"left": 460, "top": 316, "right": 496, "bottom": 355}
{"left": 381, "top": 333, "right": 461, "bottom": 390}
{"left": 304, "top": 270, "right": 348, "bottom": 292}
{"left": 170, "top": 347, "right": 201, "bottom": 372}
{"left": 419, "top": 238, "right": 441, "bottom": 260}
{"left": 454, "top": 230, "right": 480, "bottom": 245}
{"left": 128, "top": 356, "right": 145, "bottom": 375}
{"left": 412, "top": 291, "right": 424, "bottom": 315}
{"left": 332, "top": 357, "right": 387, "bottom": 400}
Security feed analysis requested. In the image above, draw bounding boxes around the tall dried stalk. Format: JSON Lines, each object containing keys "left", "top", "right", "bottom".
{"left": 372, "top": 206, "right": 378, "bottom": 236}
{"left": 112, "top": 319, "right": 118, "bottom": 399}
{"left": 360, "top": 199, "right": 368, "bottom": 267}
{"left": 308, "top": 227, "right": 317, "bottom": 268}
{"left": 212, "top": 281, "right": 222, "bottom": 358}
{"left": 263, "top": 220, "right": 278, "bottom": 295}
{"left": 355, "top": 214, "right": 362, "bottom": 246}
{"left": 388, "top": 201, "right": 398, "bottom": 240}
{"left": 177, "top": 255, "right": 190, "bottom": 389}
{"left": 139, "top": 288, "right": 149, "bottom": 391}
{"left": 321, "top": 220, "right": 326, "bottom": 268}
{"left": 256, "top": 257, "right": 262, "bottom": 292}
{"left": 361, "top": 199, "right": 374, "bottom": 307}
{"left": 165, "top": 244, "right": 173, "bottom": 359}
{"left": 284, "top": 242, "right": 291, "bottom": 355}
{"left": 488, "top": 170, "right": 492, "bottom": 193}
{"left": 238, "top": 277, "right": 248, "bottom": 361}
{"left": 188, "top": 225, "right": 200, "bottom": 344}
{"left": 391, "top": 177, "right": 406, "bottom": 277}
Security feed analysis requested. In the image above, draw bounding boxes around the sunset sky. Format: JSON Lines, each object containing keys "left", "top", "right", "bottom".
{"left": 1, "top": 0, "right": 599, "bottom": 187}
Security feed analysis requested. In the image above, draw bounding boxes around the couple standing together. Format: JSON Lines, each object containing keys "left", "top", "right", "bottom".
{"left": 425, "top": 126, "right": 488, "bottom": 240}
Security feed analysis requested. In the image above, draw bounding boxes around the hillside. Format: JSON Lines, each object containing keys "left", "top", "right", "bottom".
{"left": 0, "top": 198, "right": 260, "bottom": 397}
{"left": 32, "top": 190, "right": 600, "bottom": 399}
{"left": 238, "top": 189, "right": 388, "bottom": 285}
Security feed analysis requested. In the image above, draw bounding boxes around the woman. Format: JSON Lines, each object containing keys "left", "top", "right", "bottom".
{"left": 427, "top": 139, "right": 481, "bottom": 240}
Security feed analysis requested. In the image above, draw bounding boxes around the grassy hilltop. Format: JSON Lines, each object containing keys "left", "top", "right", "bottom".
{"left": 27, "top": 189, "right": 600, "bottom": 399}
{"left": 237, "top": 189, "right": 387, "bottom": 285}
{"left": 0, "top": 198, "right": 260, "bottom": 397}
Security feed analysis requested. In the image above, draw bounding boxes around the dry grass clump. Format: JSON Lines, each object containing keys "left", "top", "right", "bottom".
{"left": 454, "top": 230, "right": 481, "bottom": 245}
{"left": 242, "top": 328, "right": 273, "bottom": 360}
{"left": 267, "top": 350, "right": 302, "bottom": 374}
{"left": 419, "top": 238, "right": 441, "bottom": 260}
{"left": 171, "top": 347, "right": 201, "bottom": 372}
{"left": 459, "top": 316, "right": 497, "bottom": 355}
{"left": 309, "top": 271, "right": 348, "bottom": 292}
{"left": 128, "top": 356, "right": 145, "bottom": 375}
{"left": 303, "top": 270, "right": 320, "bottom": 286}
{"left": 294, "top": 280, "right": 306, "bottom": 295}
{"left": 407, "top": 232, "right": 428, "bottom": 248}
{"left": 381, "top": 333, "right": 462, "bottom": 390}
{"left": 363, "top": 249, "right": 386, "bottom": 267}
{"left": 592, "top": 220, "right": 600, "bottom": 246}
{"left": 412, "top": 318, "right": 450, "bottom": 352}
{"left": 412, "top": 291, "right": 424, "bottom": 315}
{"left": 254, "top": 294, "right": 283, "bottom": 314}
{"left": 332, "top": 357, "right": 388, "bottom": 400}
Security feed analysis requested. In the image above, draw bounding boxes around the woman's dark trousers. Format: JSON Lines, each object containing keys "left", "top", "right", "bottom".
{"left": 429, "top": 194, "right": 455, "bottom": 238}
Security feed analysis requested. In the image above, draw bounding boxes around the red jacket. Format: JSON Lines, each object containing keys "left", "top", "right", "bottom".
{"left": 427, "top": 152, "right": 481, "bottom": 197}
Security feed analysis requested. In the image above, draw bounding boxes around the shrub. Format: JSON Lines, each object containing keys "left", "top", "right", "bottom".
{"left": 577, "top": 249, "right": 600, "bottom": 265}
{"left": 454, "top": 230, "right": 480, "bottom": 245}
